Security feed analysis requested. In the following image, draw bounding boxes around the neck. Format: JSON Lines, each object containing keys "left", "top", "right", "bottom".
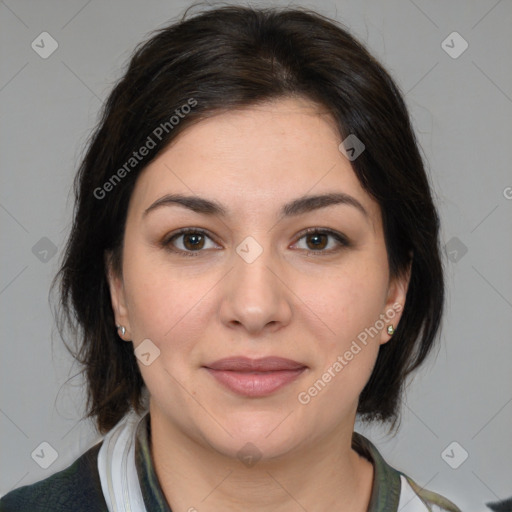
{"left": 149, "top": 405, "right": 374, "bottom": 512}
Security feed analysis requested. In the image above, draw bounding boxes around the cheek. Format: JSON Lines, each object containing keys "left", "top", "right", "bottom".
{"left": 127, "top": 274, "right": 205, "bottom": 342}
{"left": 303, "top": 260, "right": 388, "bottom": 341}
{"left": 296, "top": 259, "right": 388, "bottom": 402}
{"left": 297, "top": 269, "right": 386, "bottom": 414}
{"left": 122, "top": 245, "right": 219, "bottom": 355}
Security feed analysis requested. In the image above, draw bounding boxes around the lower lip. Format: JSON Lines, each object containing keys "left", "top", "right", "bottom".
{"left": 204, "top": 368, "right": 306, "bottom": 397}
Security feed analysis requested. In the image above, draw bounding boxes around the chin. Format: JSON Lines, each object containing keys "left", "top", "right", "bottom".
{"left": 207, "top": 430, "right": 301, "bottom": 465}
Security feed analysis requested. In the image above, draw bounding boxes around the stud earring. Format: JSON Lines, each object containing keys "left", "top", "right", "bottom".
{"left": 387, "top": 325, "right": 395, "bottom": 336}
{"left": 116, "top": 325, "right": 126, "bottom": 337}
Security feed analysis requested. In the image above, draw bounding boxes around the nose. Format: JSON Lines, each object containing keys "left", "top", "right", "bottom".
{"left": 218, "top": 241, "right": 293, "bottom": 336}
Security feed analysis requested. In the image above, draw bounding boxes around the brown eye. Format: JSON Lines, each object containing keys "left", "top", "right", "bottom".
{"left": 293, "top": 228, "right": 350, "bottom": 254}
{"left": 182, "top": 232, "right": 205, "bottom": 250}
{"left": 305, "top": 232, "right": 328, "bottom": 250}
{"left": 163, "top": 229, "right": 219, "bottom": 255}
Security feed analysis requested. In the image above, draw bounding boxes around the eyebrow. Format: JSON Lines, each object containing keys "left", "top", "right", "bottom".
{"left": 143, "top": 192, "right": 368, "bottom": 220}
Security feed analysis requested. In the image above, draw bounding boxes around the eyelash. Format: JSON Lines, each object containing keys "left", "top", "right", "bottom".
{"left": 162, "top": 227, "right": 350, "bottom": 257}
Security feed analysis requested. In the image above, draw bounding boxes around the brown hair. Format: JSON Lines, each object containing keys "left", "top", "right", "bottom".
{"left": 54, "top": 4, "right": 444, "bottom": 434}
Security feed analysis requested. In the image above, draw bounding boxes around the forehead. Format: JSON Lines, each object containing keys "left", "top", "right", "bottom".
{"left": 128, "top": 97, "right": 381, "bottom": 228}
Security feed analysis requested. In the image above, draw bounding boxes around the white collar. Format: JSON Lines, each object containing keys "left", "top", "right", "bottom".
{"left": 97, "top": 410, "right": 148, "bottom": 512}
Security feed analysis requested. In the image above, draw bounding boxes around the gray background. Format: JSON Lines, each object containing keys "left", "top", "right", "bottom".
{"left": 1, "top": 0, "right": 511, "bottom": 510}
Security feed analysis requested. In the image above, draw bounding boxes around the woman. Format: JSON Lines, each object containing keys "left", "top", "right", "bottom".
{"left": 0, "top": 5, "right": 462, "bottom": 511}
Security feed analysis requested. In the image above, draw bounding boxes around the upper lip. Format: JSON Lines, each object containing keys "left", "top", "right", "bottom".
{"left": 204, "top": 356, "right": 306, "bottom": 372}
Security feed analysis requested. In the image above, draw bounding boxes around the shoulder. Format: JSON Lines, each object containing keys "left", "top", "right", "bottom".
{"left": 352, "top": 432, "right": 462, "bottom": 512}
{"left": 0, "top": 443, "right": 108, "bottom": 512}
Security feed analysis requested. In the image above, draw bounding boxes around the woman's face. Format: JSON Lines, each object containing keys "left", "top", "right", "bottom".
{"left": 108, "top": 97, "right": 408, "bottom": 460}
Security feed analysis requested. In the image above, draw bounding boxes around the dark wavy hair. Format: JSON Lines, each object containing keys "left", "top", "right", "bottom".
{"left": 53, "top": 4, "right": 444, "bottom": 434}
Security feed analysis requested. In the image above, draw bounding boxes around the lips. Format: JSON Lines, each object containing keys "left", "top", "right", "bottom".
{"left": 203, "top": 357, "right": 307, "bottom": 397}
{"left": 204, "top": 356, "right": 306, "bottom": 372}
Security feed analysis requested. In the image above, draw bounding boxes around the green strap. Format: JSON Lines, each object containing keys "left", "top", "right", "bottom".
{"left": 405, "top": 475, "right": 462, "bottom": 512}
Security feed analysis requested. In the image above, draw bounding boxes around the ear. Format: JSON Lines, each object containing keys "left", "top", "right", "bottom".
{"left": 105, "top": 251, "right": 132, "bottom": 340}
{"left": 379, "top": 257, "right": 412, "bottom": 345}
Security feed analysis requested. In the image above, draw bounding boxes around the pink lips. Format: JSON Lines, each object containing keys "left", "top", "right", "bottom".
{"left": 203, "top": 356, "right": 307, "bottom": 397}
